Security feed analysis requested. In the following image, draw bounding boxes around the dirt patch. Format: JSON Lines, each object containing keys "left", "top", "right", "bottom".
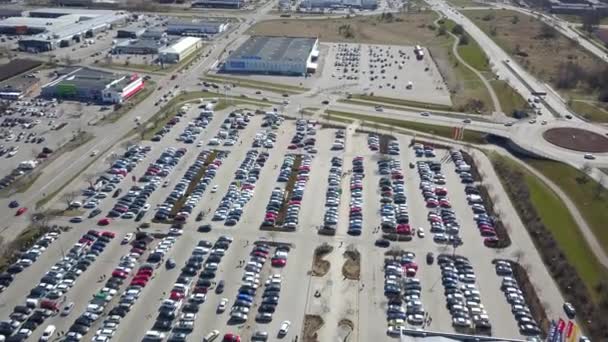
{"left": 248, "top": 13, "right": 441, "bottom": 46}
{"left": 543, "top": 127, "right": 608, "bottom": 153}
{"left": 311, "top": 243, "right": 334, "bottom": 277}
{"left": 342, "top": 246, "right": 361, "bottom": 280}
{"left": 302, "top": 315, "right": 324, "bottom": 342}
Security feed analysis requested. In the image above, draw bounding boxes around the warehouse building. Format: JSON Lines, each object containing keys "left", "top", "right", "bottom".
{"left": 223, "top": 36, "right": 319, "bottom": 76}
{"left": 141, "top": 28, "right": 166, "bottom": 40}
{"left": 0, "top": 8, "right": 127, "bottom": 52}
{"left": 116, "top": 25, "right": 147, "bottom": 39}
{"left": 192, "top": 0, "right": 243, "bottom": 8}
{"left": 166, "top": 19, "right": 229, "bottom": 36}
{"left": 112, "top": 38, "right": 171, "bottom": 55}
{"left": 0, "top": 9, "right": 23, "bottom": 19}
{"left": 41, "top": 67, "right": 144, "bottom": 104}
{"left": 159, "top": 36, "right": 203, "bottom": 63}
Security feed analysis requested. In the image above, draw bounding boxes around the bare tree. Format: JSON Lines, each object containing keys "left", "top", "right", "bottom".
{"left": 83, "top": 173, "right": 101, "bottom": 189}
{"left": 60, "top": 191, "right": 79, "bottom": 209}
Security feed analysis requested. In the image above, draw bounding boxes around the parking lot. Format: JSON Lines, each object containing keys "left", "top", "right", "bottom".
{"left": 0, "top": 101, "right": 545, "bottom": 341}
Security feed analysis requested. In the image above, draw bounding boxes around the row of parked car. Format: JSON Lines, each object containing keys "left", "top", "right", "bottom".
{"left": 321, "top": 156, "right": 343, "bottom": 234}
{"left": 154, "top": 150, "right": 228, "bottom": 222}
{"left": 213, "top": 150, "right": 269, "bottom": 225}
{"left": 76, "top": 145, "right": 151, "bottom": 211}
{"left": 437, "top": 254, "right": 491, "bottom": 332}
{"left": 378, "top": 158, "right": 410, "bottom": 236}
{"left": 367, "top": 134, "right": 380, "bottom": 151}
{"left": 385, "top": 139, "right": 400, "bottom": 155}
{"left": 493, "top": 260, "right": 541, "bottom": 336}
{"left": 413, "top": 143, "right": 436, "bottom": 158}
{"left": 450, "top": 151, "right": 501, "bottom": 247}
{"left": 0, "top": 231, "right": 61, "bottom": 290}
{"left": 416, "top": 160, "right": 463, "bottom": 247}
{"left": 288, "top": 119, "right": 317, "bottom": 154}
{"left": 330, "top": 129, "right": 345, "bottom": 151}
{"left": 148, "top": 237, "right": 232, "bottom": 342}
{"left": 0, "top": 230, "right": 115, "bottom": 341}
{"left": 97, "top": 235, "right": 177, "bottom": 342}
{"left": 67, "top": 235, "right": 156, "bottom": 342}
{"left": 208, "top": 111, "right": 251, "bottom": 147}
{"left": 347, "top": 156, "right": 365, "bottom": 236}
{"left": 176, "top": 109, "right": 213, "bottom": 144}
{"left": 384, "top": 252, "right": 425, "bottom": 336}
{"left": 283, "top": 155, "right": 313, "bottom": 231}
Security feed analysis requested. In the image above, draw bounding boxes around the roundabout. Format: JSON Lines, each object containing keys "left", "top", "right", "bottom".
{"left": 542, "top": 127, "right": 608, "bottom": 153}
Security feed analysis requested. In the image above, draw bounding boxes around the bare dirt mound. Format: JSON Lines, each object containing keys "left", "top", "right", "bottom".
{"left": 302, "top": 315, "right": 324, "bottom": 342}
{"left": 342, "top": 246, "right": 361, "bottom": 280}
{"left": 543, "top": 127, "right": 608, "bottom": 153}
{"left": 311, "top": 243, "right": 333, "bottom": 277}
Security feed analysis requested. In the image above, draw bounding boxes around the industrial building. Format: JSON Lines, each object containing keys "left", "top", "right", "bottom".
{"left": 116, "top": 25, "right": 147, "bottom": 39}
{"left": 166, "top": 19, "right": 229, "bottom": 36}
{"left": 546, "top": 0, "right": 608, "bottom": 14}
{"left": 223, "top": 36, "right": 319, "bottom": 76}
{"left": 41, "top": 67, "right": 144, "bottom": 104}
{"left": 112, "top": 38, "right": 172, "bottom": 55}
{"left": 0, "top": 8, "right": 127, "bottom": 52}
{"left": 299, "top": 0, "right": 377, "bottom": 9}
{"left": 159, "top": 36, "right": 203, "bottom": 63}
{"left": 0, "top": 9, "right": 22, "bottom": 18}
{"left": 192, "top": 0, "right": 244, "bottom": 9}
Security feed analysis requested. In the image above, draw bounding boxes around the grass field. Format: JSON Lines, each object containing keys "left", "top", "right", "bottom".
{"left": 492, "top": 154, "right": 607, "bottom": 300}
{"left": 446, "top": 0, "right": 490, "bottom": 7}
{"left": 249, "top": 14, "right": 493, "bottom": 113}
{"left": 570, "top": 100, "right": 608, "bottom": 122}
{"left": 326, "top": 110, "right": 487, "bottom": 144}
{"left": 490, "top": 79, "right": 530, "bottom": 116}
{"left": 525, "top": 160, "right": 608, "bottom": 256}
{"left": 351, "top": 94, "right": 454, "bottom": 111}
{"left": 457, "top": 31, "right": 491, "bottom": 72}
{"left": 463, "top": 9, "right": 606, "bottom": 114}
{"left": 202, "top": 74, "right": 308, "bottom": 94}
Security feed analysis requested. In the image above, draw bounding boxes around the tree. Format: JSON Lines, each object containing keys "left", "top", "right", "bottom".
{"left": 83, "top": 173, "right": 101, "bottom": 189}
{"left": 459, "top": 34, "right": 469, "bottom": 46}
{"left": 594, "top": 174, "right": 605, "bottom": 199}
{"left": 451, "top": 24, "right": 464, "bottom": 35}
{"left": 60, "top": 191, "right": 79, "bottom": 209}
{"left": 538, "top": 24, "right": 557, "bottom": 39}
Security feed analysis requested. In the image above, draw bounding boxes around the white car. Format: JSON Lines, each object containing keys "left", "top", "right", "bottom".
{"left": 203, "top": 330, "right": 220, "bottom": 342}
{"left": 122, "top": 233, "right": 134, "bottom": 244}
{"left": 278, "top": 320, "right": 291, "bottom": 336}
{"left": 211, "top": 185, "right": 218, "bottom": 193}
{"left": 417, "top": 227, "right": 425, "bottom": 238}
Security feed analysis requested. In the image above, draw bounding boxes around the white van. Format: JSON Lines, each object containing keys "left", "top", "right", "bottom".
{"left": 39, "top": 325, "right": 56, "bottom": 341}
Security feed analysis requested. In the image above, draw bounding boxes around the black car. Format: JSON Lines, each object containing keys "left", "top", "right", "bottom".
{"left": 375, "top": 239, "right": 390, "bottom": 248}
{"left": 182, "top": 304, "right": 199, "bottom": 313}
{"left": 426, "top": 252, "right": 434, "bottom": 265}
{"left": 69, "top": 324, "right": 89, "bottom": 335}
{"left": 8, "top": 200, "right": 19, "bottom": 208}
{"left": 153, "top": 320, "right": 172, "bottom": 331}
{"left": 216, "top": 280, "right": 225, "bottom": 294}
{"left": 198, "top": 224, "right": 211, "bottom": 232}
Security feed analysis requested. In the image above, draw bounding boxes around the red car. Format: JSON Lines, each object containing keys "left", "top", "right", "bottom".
{"left": 16, "top": 207, "right": 27, "bottom": 216}
{"left": 223, "top": 333, "right": 241, "bottom": 342}
{"left": 170, "top": 291, "right": 184, "bottom": 301}
{"left": 131, "top": 280, "right": 147, "bottom": 287}
{"left": 102, "top": 231, "right": 116, "bottom": 238}
{"left": 112, "top": 270, "right": 127, "bottom": 279}
{"left": 97, "top": 218, "right": 110, "bottom": 226}
{"left": 484, "top": 237, "right": 499, "bottom": 247}
{"left": 87, "top": 230, "right": 101, "bottom": 237}
{"left": 271, "top": 258, "right": 286, "bottom": 267}
{"left": 137, "top": 269, "right": 153, "bottom": 277}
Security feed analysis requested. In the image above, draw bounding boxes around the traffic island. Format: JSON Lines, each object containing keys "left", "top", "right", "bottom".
{"left": 543, "top": 127, "right": 608, "bottom": 153}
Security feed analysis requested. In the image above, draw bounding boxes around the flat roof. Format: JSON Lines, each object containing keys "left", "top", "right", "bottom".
{"left": 28, "top": 7, "right": 116, "bottom": 16}
{"left": 44, "top": 67, "right": 125, "bottom": 90}
{"left": 229, "top": 36, "right": 317, "bottom": 63}
{"left": 160, "top": 36, "right": 201, "bottom": 54}
{"left": 116, "top": 38, "right": 173, "bottom": 49}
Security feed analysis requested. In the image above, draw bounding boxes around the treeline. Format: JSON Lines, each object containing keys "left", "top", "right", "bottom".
{"left": 556, "top": 62, "right": 608, "bottom": 102}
